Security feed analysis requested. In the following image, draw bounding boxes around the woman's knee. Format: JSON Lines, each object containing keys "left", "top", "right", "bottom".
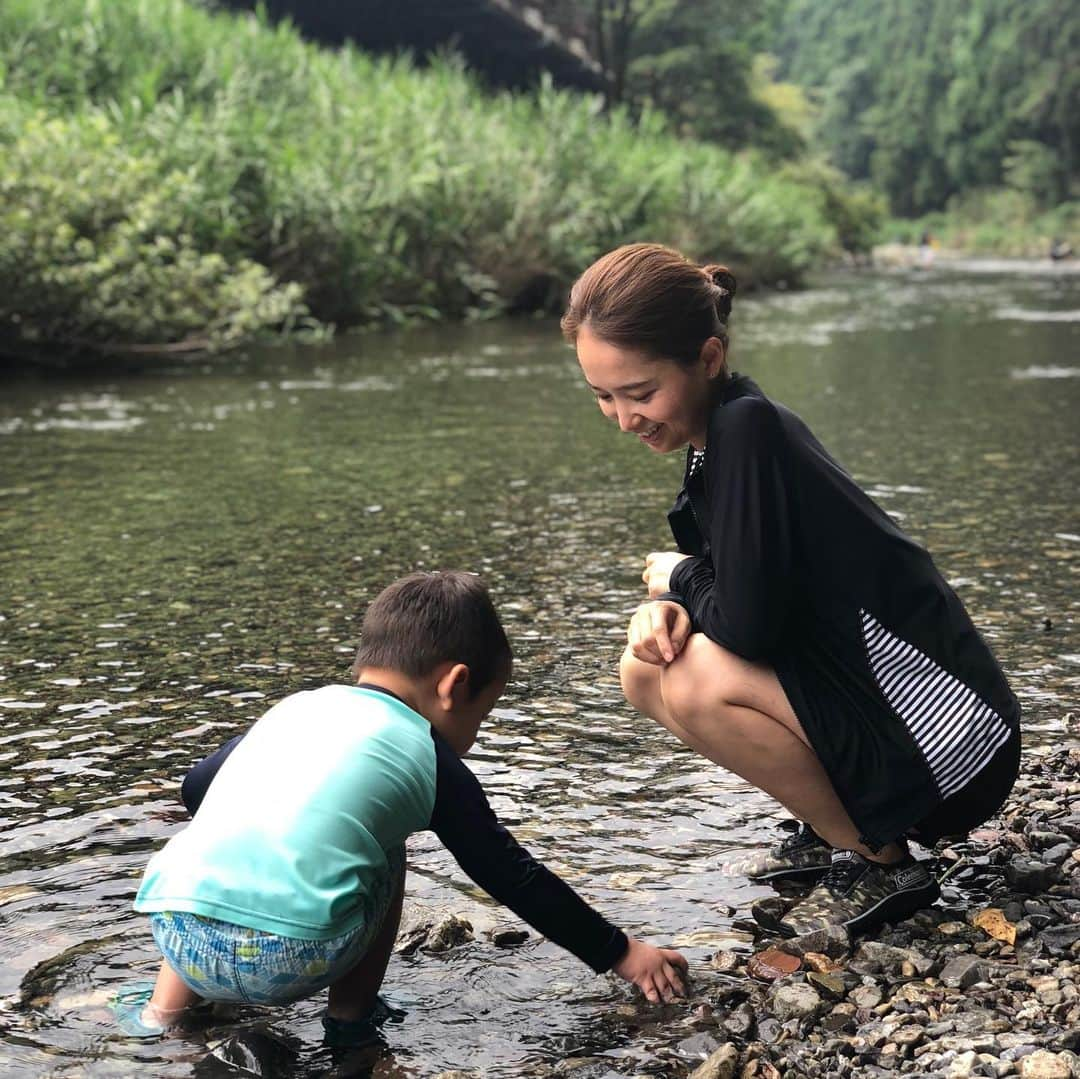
{"left": 660, "top": 636, "right": 745, "bottom": 729}
{"left": 619, "top": 645, "right": 662, "bottom": 716}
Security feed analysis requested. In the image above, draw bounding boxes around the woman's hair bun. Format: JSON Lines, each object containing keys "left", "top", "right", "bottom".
{"left": 701, "top": 263, "right": 737, "bottom": 321}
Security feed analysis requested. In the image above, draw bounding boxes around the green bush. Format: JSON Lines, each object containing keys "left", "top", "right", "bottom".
{"left": 0, "top": 101, "right": 311, "bottom": 353}
{"left": 0, "top": 0, "right": 862, "bottom": 358}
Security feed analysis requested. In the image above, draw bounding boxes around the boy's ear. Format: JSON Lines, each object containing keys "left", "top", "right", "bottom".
{"left": 434, "top": 662, "right": 470, "bottom": 710}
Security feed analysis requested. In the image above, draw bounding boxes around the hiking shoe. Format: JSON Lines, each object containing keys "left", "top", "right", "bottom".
{"left": 778, "top": 849, "right": 940, "bottom": 938}
{"left": 725, "top": 820, "right": 832, "bottom": 884}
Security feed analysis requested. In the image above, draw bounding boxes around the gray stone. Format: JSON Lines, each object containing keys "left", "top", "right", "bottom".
{"left": 722, "top": 1002, "right": 755, "bottom": 1039}
{"left": 850, "top": 985, "right": 883, "bottom": 1009}
{"left": 779, "top": 925, "right": 851, "bottom": 959}
{"left": 757, "top": 1018, "right": 782, "bottom": 1044}
{"left": 770, "top": 983, "right": 823, "bottom": 1022}
{"left": 1043, "top": 843, "right": 1076, "bottom": 865}
{"left": 1040, "top": 925, "right": 1080, "bottom": 955}
{"left": 853, "top": 941, "right": 931, "bottom": 975}
{"left": 940, "top": 955, "right": 990, "bottom": 989}
{"left": 677, "top": 1032, "right": 724, "bottom": 1060}
{"left": 1007, "top": 858, "right": 1061, "bottom": 893}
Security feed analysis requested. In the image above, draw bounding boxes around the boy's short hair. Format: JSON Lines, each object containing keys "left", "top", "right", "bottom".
{"left": 353, "top": 571, "right": 512, "bottom": 697}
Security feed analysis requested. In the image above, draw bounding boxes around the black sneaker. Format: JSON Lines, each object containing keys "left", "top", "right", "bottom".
{"left": 724, "top": 820, "right": 832, "bottom": 884}
{"left": 778, "top": 849, "right": 940, "bottom": 938}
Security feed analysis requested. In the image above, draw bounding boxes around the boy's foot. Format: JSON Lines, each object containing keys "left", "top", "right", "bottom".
{"left": 323, "top": 995, "right": 406, "bottom": 1048}
{"left": 322, "top": 1013, "right": 382, "bottom": 1049}
{"left": 725, "top": 820, "right": 832, "bottom": 883}
{"left": 109, "top": 981, "right": 165, "bottom": 1038}
{"left": 778, "top": 849, "right": 940, "bottom": 938}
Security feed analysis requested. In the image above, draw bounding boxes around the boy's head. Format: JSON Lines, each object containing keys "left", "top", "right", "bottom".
{"left": 353, "top": 571, "right": 513, "bottom": 751}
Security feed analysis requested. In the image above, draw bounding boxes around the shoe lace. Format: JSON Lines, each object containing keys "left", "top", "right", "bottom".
{"left": 817, "top": 854, "right": 866, "bottom": 896}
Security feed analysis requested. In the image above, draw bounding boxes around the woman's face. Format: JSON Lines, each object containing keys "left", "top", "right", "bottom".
{"left": 576, "top": 325, "right": 722, "bottom": 453}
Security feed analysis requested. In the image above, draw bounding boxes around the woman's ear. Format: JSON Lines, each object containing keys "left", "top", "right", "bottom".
{"left": 699, "top": 336, "right": 727, "bottom": 380}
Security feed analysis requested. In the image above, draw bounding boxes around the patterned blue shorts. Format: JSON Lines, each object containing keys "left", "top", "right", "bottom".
{"left": 149, "top": 846, "right": 404, "bottom": 1005}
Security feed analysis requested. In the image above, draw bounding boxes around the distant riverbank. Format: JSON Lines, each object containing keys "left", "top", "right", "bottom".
{"left": 0, "top": 0, "right": 877, "bottom": 364}
{"left": 883, "top": 190, "right": 1079, "bottom": 261}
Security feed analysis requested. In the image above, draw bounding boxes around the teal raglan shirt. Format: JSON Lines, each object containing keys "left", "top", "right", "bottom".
{"left": 134, "top": 686, "right": 437, "bottom": 939}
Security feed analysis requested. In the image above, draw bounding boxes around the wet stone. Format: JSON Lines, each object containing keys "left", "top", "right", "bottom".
{"left": 722, "top": 1002, "right": 756, "bottom": 1039}
{"left": 677, "top": 1032, "right": 725, "bottom": 1060}
{"left": 487, "top": 928, "right": 529, "bottom": 947}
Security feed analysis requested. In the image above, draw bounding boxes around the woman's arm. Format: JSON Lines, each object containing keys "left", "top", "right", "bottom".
{"left": 666, "top": 397, "right": 794, "bottom": 660}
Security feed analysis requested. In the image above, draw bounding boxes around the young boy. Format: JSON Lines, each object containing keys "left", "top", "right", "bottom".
{"left": 117, "top": 571, "right": 688, "bottom": 1039}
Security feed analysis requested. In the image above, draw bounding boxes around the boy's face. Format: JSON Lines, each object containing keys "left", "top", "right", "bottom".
{"left": 451, "top": 668, "right": 509, "bottom": 755}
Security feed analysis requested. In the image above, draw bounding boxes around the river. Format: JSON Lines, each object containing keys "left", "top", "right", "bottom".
{"left": 0, "top": 264, "right": 1077, "bottom": 1076}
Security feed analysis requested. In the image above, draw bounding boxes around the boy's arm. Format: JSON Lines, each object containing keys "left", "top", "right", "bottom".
{"left": 428, "top": 731, "right": 628, "bottom": 973}
{"left": 180, "top": 734, "right": 244, "bottom": 816}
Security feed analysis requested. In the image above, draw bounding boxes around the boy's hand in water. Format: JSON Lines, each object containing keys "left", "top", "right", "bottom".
{"left": 612, "top": 937, "right": 689, "bottom": 1003}
{"left": 628, "top": 601, "right": 691, "bottom": 665}
{"left": 642, "top": 551, "right": 691, "bottom": 597}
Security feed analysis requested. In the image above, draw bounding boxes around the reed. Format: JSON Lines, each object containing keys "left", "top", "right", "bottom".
{"left": 0, "top": 0, "right": 866, "bottom": 356}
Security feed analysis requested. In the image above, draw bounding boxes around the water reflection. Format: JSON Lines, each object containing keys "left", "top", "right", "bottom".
{"left": 1, "top": 266, "right": 1077, "bottom": 1075}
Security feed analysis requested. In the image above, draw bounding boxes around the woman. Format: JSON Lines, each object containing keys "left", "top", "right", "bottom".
{"left": 562, "top": 243, "right": 1020, "bottom": 937}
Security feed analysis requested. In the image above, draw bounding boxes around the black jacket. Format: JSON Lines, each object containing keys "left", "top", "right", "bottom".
{"left": 661, "top": 375, "right": 1020, "bottom": 848}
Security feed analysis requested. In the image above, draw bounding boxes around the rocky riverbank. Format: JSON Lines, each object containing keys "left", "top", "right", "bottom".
{"left": 432, "top": 742, "right": 1080, "bottom": 1079}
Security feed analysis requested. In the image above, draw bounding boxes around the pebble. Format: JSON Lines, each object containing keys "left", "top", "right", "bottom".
{"left": 421, "top": 747, "right": 1080, "bottom": 1079}
{"left": 769, "top": 984, "right": 822, "bottom": 1022}
{"left": 687, "top": 1044, "right": 739, "bottom": 1079}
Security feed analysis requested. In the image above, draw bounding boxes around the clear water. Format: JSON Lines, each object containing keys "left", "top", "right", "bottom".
{"left": 1, "top": 265, "right": 1077, "bottom": 1076}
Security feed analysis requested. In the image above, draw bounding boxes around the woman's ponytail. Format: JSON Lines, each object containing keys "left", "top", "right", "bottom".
{"left": 701, "top": 264, "right": 737, "bottom": 323}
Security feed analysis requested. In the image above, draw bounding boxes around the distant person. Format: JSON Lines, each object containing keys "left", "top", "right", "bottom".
{"left": 917, "top": 230, "right": 936, "bottom": 267}
{"left": 561, "top": 243, "right": 1021, "bottom": 938}
{"left": 1049, "top": 237, "right": 1074, "bottom": 261}
{"left": 113, "top": 571, "right": 687, "bottom": 1040}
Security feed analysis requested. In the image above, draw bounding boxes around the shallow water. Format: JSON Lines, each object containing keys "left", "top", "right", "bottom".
{"left": 0, "top": 264, "right": 1077, "bottom": 1076}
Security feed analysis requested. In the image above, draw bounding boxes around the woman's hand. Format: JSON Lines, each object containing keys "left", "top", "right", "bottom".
{"left": 628, "top": 601, "right": 691, "bottom": 665}
{"left": 612, "top": 937, "right": 689, "bottom": 1004}
{"left": 642, "top": 551, "right": 692, "bottom": 598}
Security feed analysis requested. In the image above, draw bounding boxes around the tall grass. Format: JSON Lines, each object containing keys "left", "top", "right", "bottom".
{"left": 0, "top": 0, "right": 858, "bottom": 357}
{"left": 884, "top": 190, "right": 1080, "bottom": 258}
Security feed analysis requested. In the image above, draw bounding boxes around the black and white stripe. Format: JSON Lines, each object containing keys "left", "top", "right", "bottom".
{"left": 860, "top": 610, "right": 1010, "bottom": 798}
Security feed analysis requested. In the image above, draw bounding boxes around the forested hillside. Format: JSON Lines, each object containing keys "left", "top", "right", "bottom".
{"left": 778, "top": 0, "right": 1077, "bottom": 216}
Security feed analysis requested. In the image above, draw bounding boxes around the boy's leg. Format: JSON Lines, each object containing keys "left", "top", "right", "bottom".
{"left": 146, "top": 957, "right": 202, "bottom": 1025}
{"left": 327, "top": 860, "right": 406, "bottom": 1023}
{"left": 620, "top": 636, "right": 905, "bottom": 865}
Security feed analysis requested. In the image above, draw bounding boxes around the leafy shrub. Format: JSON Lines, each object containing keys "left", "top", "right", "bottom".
{"left": 0, "top": 101, "right": 311, "bottom": 355}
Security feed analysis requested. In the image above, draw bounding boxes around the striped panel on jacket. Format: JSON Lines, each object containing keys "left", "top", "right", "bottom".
{"left": 860, "top": 610, "right": 1011, "bottom": 798}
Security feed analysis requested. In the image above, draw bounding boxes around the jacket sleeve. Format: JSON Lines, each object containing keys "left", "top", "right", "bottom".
{"left": 666, "top": 397, "right": 794, "bottom": 660}
{"left": 428, "top": 732, "right": 628, "bottom": 973}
